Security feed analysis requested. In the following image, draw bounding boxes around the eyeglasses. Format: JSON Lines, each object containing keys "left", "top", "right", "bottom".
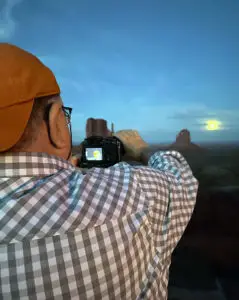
{"left": 62, "top": 106, "right": 72, "bottom": 140}
{"left": 62, "top": 106, "right": 72, "bottom": 125}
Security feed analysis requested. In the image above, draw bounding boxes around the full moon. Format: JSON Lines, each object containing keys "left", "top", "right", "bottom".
{"left": 205, "top": 120, "right": 221, "bottom": 131}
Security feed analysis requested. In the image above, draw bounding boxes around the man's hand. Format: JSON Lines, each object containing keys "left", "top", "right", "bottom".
{"left": 114, "top": 130, "right": 149, "bottom": 162}
{"left": 70, "top": 156, "right": 79, "bottom": 167}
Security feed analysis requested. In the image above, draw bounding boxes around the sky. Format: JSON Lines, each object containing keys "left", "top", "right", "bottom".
{"left": 0, "top": 0, "right": 239, "bottom": 144}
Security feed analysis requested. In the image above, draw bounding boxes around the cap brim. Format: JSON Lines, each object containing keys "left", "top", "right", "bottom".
{"left": 0, "top": 100, "right": 34, "bottom": 152}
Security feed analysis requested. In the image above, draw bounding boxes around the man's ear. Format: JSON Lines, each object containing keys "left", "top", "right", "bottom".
{"left": 48, "top": 102, "right": 67, "bottom": 149}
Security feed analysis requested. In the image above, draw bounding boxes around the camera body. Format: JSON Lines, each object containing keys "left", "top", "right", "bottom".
{"left": 78, "top": 136, "right": 125, "bottom": 168}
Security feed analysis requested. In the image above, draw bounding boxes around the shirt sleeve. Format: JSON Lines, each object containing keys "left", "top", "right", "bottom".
{"left": 134, "top": 150, "right": 198, "bottom": 254}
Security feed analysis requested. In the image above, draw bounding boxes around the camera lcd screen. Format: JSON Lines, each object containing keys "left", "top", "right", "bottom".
{"left": 85, "top": 148, "right": 103, "bottom": 161}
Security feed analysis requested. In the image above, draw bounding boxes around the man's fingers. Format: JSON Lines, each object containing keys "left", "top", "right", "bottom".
{"left": 114, "top": 131, "right": 129, "bottom": 143}
{"left": 114, "top": 130, "right": 149, "bottom": 158}
{"left": 115, "top": 130, "right": 143, "bottom": 141}
{"left": 70, "top": 156, "right": 80, "bottom": 167}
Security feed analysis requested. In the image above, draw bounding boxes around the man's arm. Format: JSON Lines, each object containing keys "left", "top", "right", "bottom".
{"left": 135, "top": 150, "right": 198, "bottom": 254}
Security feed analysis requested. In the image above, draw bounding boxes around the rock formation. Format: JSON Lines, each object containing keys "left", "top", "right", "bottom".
{"left": 176, "top": 129, "right": 191, "bottom": 146}
{"left": 171, "top": 129, "right": 203, "bottom": 151}
{"left": 86, "top": 118, "right": 112, "bottom": 138}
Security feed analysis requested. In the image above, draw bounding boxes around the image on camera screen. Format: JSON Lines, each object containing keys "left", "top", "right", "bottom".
{"left": 85, "top": 147, "right": 103, "bottom": 161}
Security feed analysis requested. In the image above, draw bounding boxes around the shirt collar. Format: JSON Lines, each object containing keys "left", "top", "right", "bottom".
{"left": 0, "top": 152, "right": 76, "bottom": 177}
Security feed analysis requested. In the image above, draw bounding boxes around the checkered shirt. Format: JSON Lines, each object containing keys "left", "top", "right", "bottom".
{"left": 0, "top": 151, "right": 198, "bottom": 300}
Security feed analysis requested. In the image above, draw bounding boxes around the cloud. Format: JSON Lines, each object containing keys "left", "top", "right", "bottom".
{"left": 169, "top": 108, "right": 208, "bottom": 120}
{"left": 169, "top": 106, "right": 239, "bottom": 130}
{"left": 0, "top": 0, "right": 24, "bottom": 40}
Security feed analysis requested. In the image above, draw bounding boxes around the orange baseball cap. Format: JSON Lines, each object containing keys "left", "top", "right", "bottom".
{"left": 0, "top": 43, "right": 60, "bottom": 152}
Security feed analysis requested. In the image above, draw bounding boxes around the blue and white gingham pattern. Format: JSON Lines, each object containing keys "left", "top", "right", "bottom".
{"left": 0, "top": 151, "right": 198, "bottom": 299}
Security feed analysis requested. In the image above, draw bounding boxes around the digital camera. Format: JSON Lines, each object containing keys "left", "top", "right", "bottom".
{"left": 78, "top": 136, "right": 125, "bottom": 168}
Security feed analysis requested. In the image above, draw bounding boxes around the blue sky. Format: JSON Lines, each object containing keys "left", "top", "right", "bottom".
{"left": 0, "top": 0, "right": 239, "bottom": 143}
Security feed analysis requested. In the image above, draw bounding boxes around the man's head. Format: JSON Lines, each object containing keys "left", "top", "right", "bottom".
{"left": 0, "top": 43, "right": 72, "bottom": 160}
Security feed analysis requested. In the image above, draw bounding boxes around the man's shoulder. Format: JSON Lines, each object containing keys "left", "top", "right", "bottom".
{"left": 70, "top": 162, "right": 161, "bottom": 194}
{"left": 74, "top": 162, "right": 158, "bottom": 177}
{"left": 73, "top": 162, "right": 137, "bottom": 178}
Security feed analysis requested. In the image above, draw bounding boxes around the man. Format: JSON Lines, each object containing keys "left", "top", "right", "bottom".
{"left": 0, "top": 43, "right": 198, "bottom": 300}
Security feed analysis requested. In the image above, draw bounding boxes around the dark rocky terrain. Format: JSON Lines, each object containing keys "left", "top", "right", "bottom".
{"left": 145, "top": 142, "right": 239, "bottom": 299}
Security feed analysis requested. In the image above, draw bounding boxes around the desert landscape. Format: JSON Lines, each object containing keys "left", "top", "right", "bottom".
{"left": 72, "top": 119, "right": 239, "bottom": 300}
